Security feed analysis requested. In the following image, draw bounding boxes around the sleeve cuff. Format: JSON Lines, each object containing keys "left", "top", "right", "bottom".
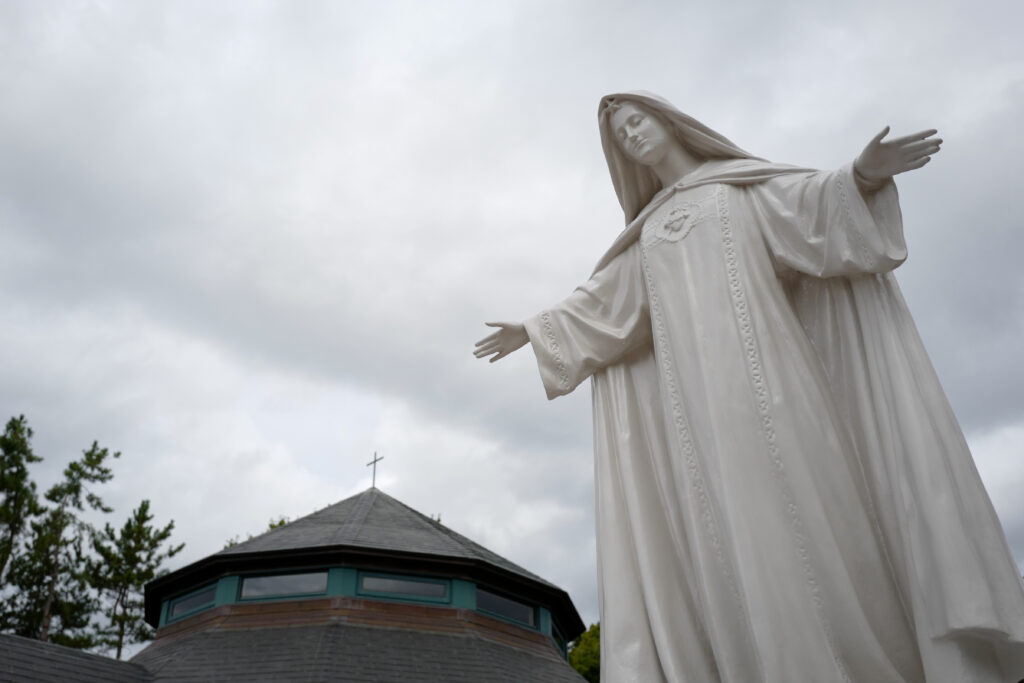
{"left": 524, "top": 311, "right": 573, "bottom": 400}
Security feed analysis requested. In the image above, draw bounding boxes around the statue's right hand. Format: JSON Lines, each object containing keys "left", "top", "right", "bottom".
{"left": 474, "top": 322, "right": 528, "bottom": 363}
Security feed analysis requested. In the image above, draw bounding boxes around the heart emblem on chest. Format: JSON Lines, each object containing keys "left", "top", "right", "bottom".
{"left": 657, "top": 204, "right": 701, "bottom": 242}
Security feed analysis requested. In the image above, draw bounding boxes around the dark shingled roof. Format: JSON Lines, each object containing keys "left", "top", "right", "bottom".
{"left": 216, "top": 488, "right": 557, "bottom": 589}
{"left": 131, "top": 620, "right": 585, "bottom": 682}
{"left": 0, "top": 633, "right": 151, "bottom": 682}
{"left": 144, "top": 488, "right": 585, "bottom": 639}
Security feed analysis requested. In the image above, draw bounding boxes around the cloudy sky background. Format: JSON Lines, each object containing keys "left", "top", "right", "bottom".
{"left": 1, "top": 0, "right": 1022, "bottom": 641}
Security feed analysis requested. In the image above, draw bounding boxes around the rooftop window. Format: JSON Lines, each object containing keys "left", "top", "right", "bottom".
{"left": 168, "top": 584, "right": 217, "bottom": 620}
{"left": 240, "top": 571, "right": 328, "bottom": 600}
{"left": 476, "top": 587, "right": 534, "bottom": 627}
{"left": 357, "top": 572, "right": 449, "bottom": 602}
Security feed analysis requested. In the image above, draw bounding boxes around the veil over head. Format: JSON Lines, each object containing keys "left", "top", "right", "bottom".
{"left": 599, "top": 92, "right": 762, "bottom": 223}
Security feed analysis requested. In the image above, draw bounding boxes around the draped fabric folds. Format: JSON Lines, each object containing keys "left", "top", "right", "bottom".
{"left": 523, "top": 143, "right": 1024, "bottom": 681}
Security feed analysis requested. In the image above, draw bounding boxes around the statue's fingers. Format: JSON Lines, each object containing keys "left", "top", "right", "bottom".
{"left": 886, "top": 129, "right": 939, "bottom": 145}
{"left": 475, "top": 337, "right": 500, "bottom": 352}
{"left": 901, "top": 150, "right": 939, "bottom": 168}
{"left": 475, "top": 340, "right": 501, "bottom": 355}
{"left": 476, "top": 329, "right": 504, "bottom": 346}
{"left": 900, "top": 139, "right": 942, "bottom": 155}
{"left": 901, "top": 142, "right": 941, "bottom": 162}
{"left": 903, "top": 156, "right": 931, "bottom": 172}
{"left": 869, "top": 125, "right": 891, "bottom": 145}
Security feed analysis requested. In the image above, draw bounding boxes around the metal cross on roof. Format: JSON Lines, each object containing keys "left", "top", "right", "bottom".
{"left": 366, "top": 452, "right": 383, "bottom": 488}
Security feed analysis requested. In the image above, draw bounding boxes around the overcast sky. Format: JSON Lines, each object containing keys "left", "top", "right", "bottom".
{"left": 1, "top": 0, "right": 1022, "bottom": 640}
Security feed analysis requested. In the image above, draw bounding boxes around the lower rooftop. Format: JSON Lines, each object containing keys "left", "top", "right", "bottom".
{"left": 133, "top": 595, "right": 583, "bottom": 682}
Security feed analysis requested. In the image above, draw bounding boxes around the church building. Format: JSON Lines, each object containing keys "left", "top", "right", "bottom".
{"left": 0, "top": 488, "right": 586, "bottom": 682}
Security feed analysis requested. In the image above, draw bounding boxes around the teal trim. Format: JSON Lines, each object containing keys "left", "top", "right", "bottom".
{"left": 356, "top": 570, "right": 451, "bottom": 605}
{"left": 328, "top": 567, "right": 357, "bottom": 596}
{"left": 551, "top": 620, "right": 568, "bottom": 660}
{"left": 237, "top": 570, "right": 329, "bottom": 602}
{"left": 216, "top": 576, "right": 240, "bottom": 605}
{"left": 540, "top": 608, "right": 569, "bottom": 659}
{"left": 451, "top": 579, "right": 475, "bottom": 609}
{"left": 159, "top": 598, "right": 170, "bottom": 627}
{"left": 157, "top": 566, "right": 559, "bottom": 639}
{"left": 477, "top": 606, "right": 539, "bottom": 631}
{"left": 538, "top": 607, "right": 552, "bottom": 635}
{"left": 476, "top": 586, "right": 538, "bottom": 631}
{"left": 165, "top": 583, "right": 217, "bottom": 623}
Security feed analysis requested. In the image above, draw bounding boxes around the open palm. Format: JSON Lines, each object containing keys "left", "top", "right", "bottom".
{"left": 855, "top": 126, "right": 941, "bottom": 183}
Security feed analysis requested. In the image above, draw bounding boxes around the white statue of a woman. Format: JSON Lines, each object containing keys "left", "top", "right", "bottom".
{"left": 475, "top": 92, "right": 1024, "bottom": 682}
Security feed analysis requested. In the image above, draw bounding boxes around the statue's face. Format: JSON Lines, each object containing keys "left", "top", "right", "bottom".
{"left": 610, "top": 102, "right": 674, "bottom": 166}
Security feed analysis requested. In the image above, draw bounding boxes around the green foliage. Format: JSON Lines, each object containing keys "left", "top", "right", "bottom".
{"left": 569, "top": 622, "right": 600, "bottom": 683}
{"left": 0, "top": 416, "right": 182, "bottom": 655}
{"left": 4, "top": 442, "right": 118, "bottom": 646}
{"left": 90, "top": 500, "right": 184, "bottom": 658}
{"left": 224, "top": 515, "right": 290, "bottom": 548}
{"left": 0, "top": 416, "right": 42, "bottom": 584}
{"left": 4, "top": 511, "right": 97, "bottom": 647}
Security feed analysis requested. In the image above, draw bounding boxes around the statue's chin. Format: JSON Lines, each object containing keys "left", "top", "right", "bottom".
{"left": 630, "top": 142, "right": 670, "bottom": 168}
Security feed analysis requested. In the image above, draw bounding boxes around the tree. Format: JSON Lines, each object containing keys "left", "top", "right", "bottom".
{"left": 268, "top": 515, "right": 289, "bottom": 530}
{"left": 223, "top": 515, "right": 290, "bottom": 548}
{"left": 4, "top": 441, "right": 117, "bottom": 646}
{"left": 569, "top": 622, "right": 600, "bottom": 683}
{"left": 0, "top": 416, "right": 42, "bottom": 585}
{"left": 1, "top": 420, "right": 183, "bottom": 653}
{"left": 89, "top": 499, "right": 184, "bottom": 658}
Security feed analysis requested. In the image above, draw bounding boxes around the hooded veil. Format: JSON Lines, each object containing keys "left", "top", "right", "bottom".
{"left": 591, "top": 92, "right": 812, "bottom": 273}
{"left": 580, "top": 93, "right": 1024, "bottom": 682}
{"left": 598, "top": 91, "right": 760, "bottom": 222}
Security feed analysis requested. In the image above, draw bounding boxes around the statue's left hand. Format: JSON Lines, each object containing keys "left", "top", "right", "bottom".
{"left": 855, "top": 126, "right": 942, "bottom": 184}
{"left": 474, "top": 322, "right": 528, "bottom": 363}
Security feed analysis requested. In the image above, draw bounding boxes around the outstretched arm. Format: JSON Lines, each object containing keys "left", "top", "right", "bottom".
{"left": 472, "top": 242, "right": 650, "bottom": 399}
{"left": 474, "top": 322, "right": 528, "bottom": 363}
{"left": 854, "top": 126, "right": 941, "bottom": 191}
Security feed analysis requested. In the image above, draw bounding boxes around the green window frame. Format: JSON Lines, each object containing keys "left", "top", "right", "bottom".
{"left": 166, "top": 583, "right": 217, "bottom": 622}
{"left": 356, "top": 571, "right": 450, "bottom": 604}
{"left": 238, "top": 570, "right": 329, "bottom": 601}
{"left": 476, "top": 586, "right": 536, "bottom": 628}
{"left": 552, "top": 621, "right": 568, "bottom": 658}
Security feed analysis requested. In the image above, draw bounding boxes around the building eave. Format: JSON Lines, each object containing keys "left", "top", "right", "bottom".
{"left": 144, "top": 543, "right": 585, "bottom": 639}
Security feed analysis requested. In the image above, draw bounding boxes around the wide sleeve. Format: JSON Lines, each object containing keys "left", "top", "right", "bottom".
{"left": 523, "top": 242, "right": 651, "bottom": 399}
{"left": 752, "top": 162, "right": 907, "bottom": 278}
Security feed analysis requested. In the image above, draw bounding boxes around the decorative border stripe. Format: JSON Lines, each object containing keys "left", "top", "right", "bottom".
{"left": 539, "top": 311, "right": 570, "bottom": 391}
{"left": 716, "top": 185, "right": 850, "bottom": 682}
{"left": 638, "top": 187, "right": 757, "bottom": 672}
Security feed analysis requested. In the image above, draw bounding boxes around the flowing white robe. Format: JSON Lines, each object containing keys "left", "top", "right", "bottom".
{"left": 524, "top": 160, "right": 1024, "bottom": 682}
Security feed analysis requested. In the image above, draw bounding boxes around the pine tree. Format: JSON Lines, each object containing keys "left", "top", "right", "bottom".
{"left": 0, "top": 416, "right": 42, "bottom": 585}
{"left": 89, "top": 500, "right": 183, "bottom": 659}
{"left": 5, "top": 441, "right": 117, "bottom": 646}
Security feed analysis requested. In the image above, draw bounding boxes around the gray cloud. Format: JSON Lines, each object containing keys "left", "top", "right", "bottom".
{"left": 1, "top": 0, "right": 1022, "bottom": 630}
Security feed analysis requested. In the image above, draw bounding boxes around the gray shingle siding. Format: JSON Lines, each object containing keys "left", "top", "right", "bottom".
{"left": 0, "top": 634, "right": 151, "bottom": 683}
{"left": 131, "top": 621, "right": 585, "bottom": 682}
{"left": 215, "top": 489, "right": 557, "bottom": 589}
